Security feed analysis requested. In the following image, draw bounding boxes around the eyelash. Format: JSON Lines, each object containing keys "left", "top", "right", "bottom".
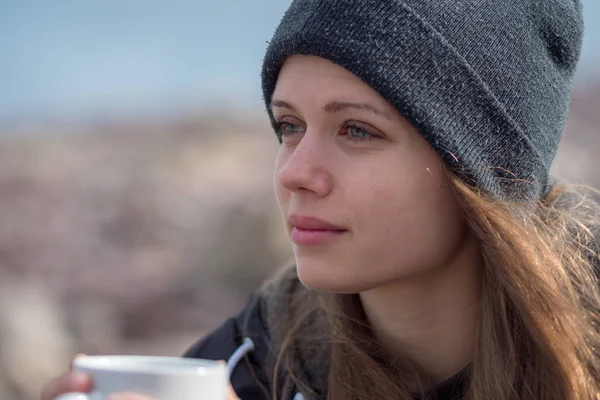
{"left": 274, "top": 120, "right": 381, "bottom": 143}
{"left": 343, "top": 122, "right": 379, "bottom": 142}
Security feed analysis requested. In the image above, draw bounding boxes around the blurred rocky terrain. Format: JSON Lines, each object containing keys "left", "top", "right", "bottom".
{"left": 0, "top": 84, "right": 598, "bottom": 400}
{"left": 0, "top": 112, "right": 290, "bottom": 399}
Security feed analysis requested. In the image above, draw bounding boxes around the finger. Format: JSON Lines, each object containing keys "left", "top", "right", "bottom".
{"left": 69, "top": 354, "right": 88, "bottom": 371}
{"left": 227, "top": 384, "right": 240, "bottom": 400}
{"left": 106, "top": 393, "right": 156, "bottom": 400}
{"left": 40, "top": 372, "right": 92, "bottom": 400}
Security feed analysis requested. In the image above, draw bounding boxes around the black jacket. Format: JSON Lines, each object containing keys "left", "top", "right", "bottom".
{"left": 183, "top": 294, "right": 273, "bottom": 400}
{"left": 183, "top": 188, "right": 600, "bottom": 399}
{"left": 182, "top": 268, "right": 467, "bottom": 400}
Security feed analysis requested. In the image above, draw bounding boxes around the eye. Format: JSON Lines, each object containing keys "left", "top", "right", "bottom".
{"left": 274, "top": 117, "right": 306, "bottom": 144}
{"left": 341, "top": 122, "right": 381, "bottom": 142}
{"left": 279, "top": 122, "right": 304, "bottom": 136}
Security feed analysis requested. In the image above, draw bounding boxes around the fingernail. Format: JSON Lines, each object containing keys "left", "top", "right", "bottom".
{"left": 72, "top": 371, "right": 88, "bottom": 381}
{"left": 71, "top": 372, "right": 92, "bottom": 389}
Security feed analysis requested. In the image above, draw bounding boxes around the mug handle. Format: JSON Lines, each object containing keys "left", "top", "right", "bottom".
{"left": 54, "top": 393, "right": 90, "bottom": 400}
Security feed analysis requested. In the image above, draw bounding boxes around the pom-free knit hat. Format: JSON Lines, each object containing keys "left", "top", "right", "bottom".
{"left": 261, "top": 0, "right": 584, "bottom": 201}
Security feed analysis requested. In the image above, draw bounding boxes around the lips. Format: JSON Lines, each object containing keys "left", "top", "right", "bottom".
{"left": 288, "top": 214, "right": 347, "bottom": 246}
{"left": 289, "top": 214, "right": 345, "bottom": 230}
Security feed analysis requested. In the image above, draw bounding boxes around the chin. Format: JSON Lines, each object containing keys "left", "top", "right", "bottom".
{"left": 294, "top": 255, "right": 382, "bottom": 294}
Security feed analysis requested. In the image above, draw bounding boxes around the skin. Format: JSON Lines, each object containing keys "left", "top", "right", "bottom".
{"left": 41, "top": 54, "right": 482, "bottom": 398}
{"left": 40, "top": 355, "right": 239, "bottom": 400}
{"left": 273, "top": 55, "right": 482, "bottom": 384}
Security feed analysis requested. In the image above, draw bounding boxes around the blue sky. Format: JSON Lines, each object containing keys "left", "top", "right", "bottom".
{"left": 1, "top": 0, "right": 599, "bottom": 120}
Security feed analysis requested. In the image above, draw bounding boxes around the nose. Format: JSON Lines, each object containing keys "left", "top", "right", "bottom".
{"left": 276, "top": 132, "right": 333, "bottom": 197}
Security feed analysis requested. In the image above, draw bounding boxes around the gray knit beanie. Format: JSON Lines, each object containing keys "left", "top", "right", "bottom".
{"left": 261, "top": 0, "right": 584, "bottom": 202}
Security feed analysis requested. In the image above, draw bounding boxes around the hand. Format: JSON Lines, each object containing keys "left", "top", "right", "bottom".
{"left": 106, "top": 384, "right": 240, "bottom": 400}
{"left": 40, "top": 355, "right": 238, "bottom": 400}
{"left": 40, "top": 354, "right": 92, "bottom": 400}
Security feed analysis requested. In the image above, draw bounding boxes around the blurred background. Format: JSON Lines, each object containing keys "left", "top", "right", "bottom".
{"left": 0, "top": 1, "right": 599, "bottom": 399}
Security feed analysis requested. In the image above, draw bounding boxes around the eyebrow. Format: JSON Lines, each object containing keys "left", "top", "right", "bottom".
{"left": 271, "top": 99, "right": 392, "bottom": 120}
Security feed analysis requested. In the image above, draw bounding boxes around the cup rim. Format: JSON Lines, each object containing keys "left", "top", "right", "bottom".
{"left": 74, "top": 355, "right": 226, "bottom": 376}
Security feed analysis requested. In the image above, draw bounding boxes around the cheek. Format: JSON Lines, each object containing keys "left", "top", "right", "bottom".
{"left": 351, "top": 160, "right": 466, "bottom": 272}
{"left": 274, "top": 150, "right": 290, "bottom": 211}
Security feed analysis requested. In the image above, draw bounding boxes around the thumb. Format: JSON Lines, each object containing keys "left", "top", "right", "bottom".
{"left": 227, "top": 384, "right": 240, "bottom": 400}
{"left": 70, "top": 354, "right": 88, "bottom": 371}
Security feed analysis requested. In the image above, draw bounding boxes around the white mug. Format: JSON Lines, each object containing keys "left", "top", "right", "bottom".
{"left": 55, "top": 355, "right": 228, "bottom": 400}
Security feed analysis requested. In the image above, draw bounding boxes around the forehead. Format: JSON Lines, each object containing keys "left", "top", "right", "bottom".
{"left": 273, "top": 55, "right": 391, "bottom": 106}
{"left": 277, "top": 55, "right": 355, "bottom": 80}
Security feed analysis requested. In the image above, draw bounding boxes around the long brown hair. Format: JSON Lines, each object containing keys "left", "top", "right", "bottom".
{"left": 271, "top": 174, "right": 600, "bottom": 400}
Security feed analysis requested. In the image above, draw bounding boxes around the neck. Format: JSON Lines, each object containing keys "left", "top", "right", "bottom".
{"left": 360, "top": 232, "right": 481, "bottom": 385}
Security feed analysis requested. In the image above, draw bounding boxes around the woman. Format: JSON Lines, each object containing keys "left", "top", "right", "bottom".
{"left": 42, "top": 0, "right": 600, "bottom": 399}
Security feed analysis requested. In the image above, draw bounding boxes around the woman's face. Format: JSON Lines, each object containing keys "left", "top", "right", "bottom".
{"left": 272, "top": 55, "right": 469, "bottom": 293}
